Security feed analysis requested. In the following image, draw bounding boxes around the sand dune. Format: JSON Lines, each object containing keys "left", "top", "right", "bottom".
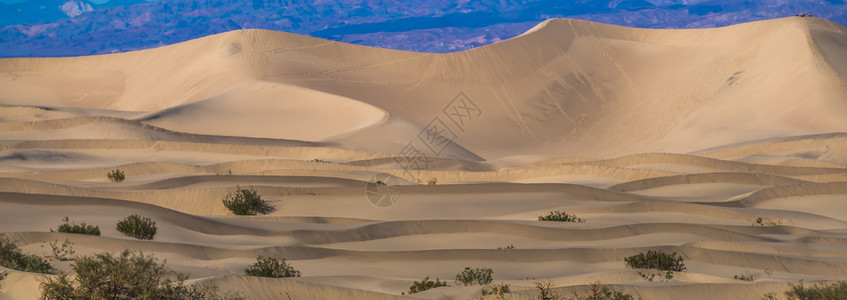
{"left": 1, "top": 16, "right": 847, "bottom": 300}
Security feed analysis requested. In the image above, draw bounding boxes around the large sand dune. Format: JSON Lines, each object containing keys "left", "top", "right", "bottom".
{"left": 1, "top": 17, "right": 847, "bottom": 299}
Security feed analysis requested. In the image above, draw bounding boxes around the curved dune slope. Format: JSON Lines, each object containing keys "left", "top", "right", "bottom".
{"left": 1, "top": 17, "right": 847, "bottom": 300}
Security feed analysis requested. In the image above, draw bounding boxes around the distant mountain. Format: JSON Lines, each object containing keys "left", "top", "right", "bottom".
{"left": 1, "top": 0, "right": 846, "bottom": 57}
{"left": 0, "top": 0, "right": 148, "bottom": 26}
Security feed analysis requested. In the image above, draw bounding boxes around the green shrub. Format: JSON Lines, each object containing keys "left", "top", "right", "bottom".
{"left": 106, "top": 169, "right": 125, "bottom": 183}
{"left": 54, "top": 216, "right": 100, "bottom": 236}
{"left": 404, "top": 276, "right": 449, "bottom": 294}
{"left": 482, "top": 283, "right": 511, "bottom": 299}
{"left": 222, "top": 186, "right": 272, "bottom": 215}
{"left": 538, "top": 211, "right": 585, "bottom": 223}
{"left": 243, "top": 255, "right": 301, "bottom": 278}
{"left": 624, "top": 250, "right": 686, "bottom": 281}
{"left": 455, "top": 267, "right": 494, "bottom": 286}
{"left": 116, "top": 214, "right": 157, "bottom": 240}
{"left": 568, "top": 282, "right": 633, "bottom": 300}
{"left": 0, "top": 236, "right": 53, "bottom": 274}
{"left": 427, "top": 178, "right": 438, "bottom": 185}
{"left": 39, "top": 249, "right": 241, "bottom": 300}
{"left": 780, "top": 280, "right": 847, "bottom": 300}
{"left": 45, "top": 239, "right": 75, "bottom": 261}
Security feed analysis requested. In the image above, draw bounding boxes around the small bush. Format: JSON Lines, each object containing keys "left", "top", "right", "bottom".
{"left": 54, "top": 216, "right": 100, "bottom": 236}
{"left": 538, "top": 211, "right": 585, "bottom": 223}
{"left": 40, "top": 249, "right": 241, "bottom": 300}
{"left": 734, "top": 271, "right": 762, "bottom": 281}
{"left": 534, "top": 279, "right": 561, "bottom": 300}
{"left": 243, "top": 255, "right": 301, "bottom": 278}
{"left": 106, "top": 169, "right": 125, "bottom": 183}
{"left": 222, "top": 186, "right": 272, "bottom": 215}
{"left": 404, "top": 276, "right": 449, "bottom": 295}
{"left": 455, "top": 267, "right": 494, "bottom": 286}
{"left": 427, "top": 177, "right": 438, "bottom": 185}
{"left": 116, "top": 214, "right": 157, "bottom": 240}
{"left": 45, "top": 239, "right": 75, "bottom": 261}
{"left": 482, "top": 283, "right": 511, "bottom": 300}
{"left": 624, "top": 250, "right": 686, "bottom": 282}
{"left": 753, "top": 217, "right": 785, "bottom": 226}
{"left": 0, "top": 236, "right": 53, "bottom": 274}
{"left": 569, "top": 282, "right": 633, "bottom": 300}
{"left": 497, "top": 244, "right": 515, "bottom": 250}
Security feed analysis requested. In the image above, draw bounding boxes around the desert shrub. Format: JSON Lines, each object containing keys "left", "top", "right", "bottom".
{"left": 427, "top": 177, "right": 438, "bottom": 185}
{"left": 116, "top": 214, "right": 157, "bottom": 240}
{"left": 538, "top": 211, "right": 585, "bottom": 223}
{"left": 311, "top": 159, "right": 331, "bottom": 163}
{"left": 222, "top": 186, "right": 272, "bottom": 215}
{"left": 106, "top": 169, "right": 125, "bottom": 183}
{"left": 497, "top": 244, "right": 515, "bottom": 250}
{"left": 778, "top": 280, "right": 847, "bottom": 300}
{"left": 455, "top": 267, "right": 494, "bottom": 286}
{"left": 734, "top": 271, "right": 762, "bottom": 281}
{"left": 567, "top": 282, "right": 633, "bottom": 300}
{"left": 0, "top": 236, "right": 53, "bottom": 274}
{"left": 403, "top": 276, "right": 449, "bottom": 295}
{"left": 482, "top": 283, "right": 511, "bottom": 300}
{"left": 40, "top": 249, "right": 241, "bottom": 300}
{"left": 243, "top": 255, "right": 301, "bottom": 278}
{"left": 54, "top": 216, "right": 100, "bottom": 236}
{"left": 45, "top": 239, "right": 75, "bottom": 261}
{"left": 625, "top": 250, "right": 686, "bottom": 282}
{"left": 534, "top": 279, "right": 561, "bottom": 300}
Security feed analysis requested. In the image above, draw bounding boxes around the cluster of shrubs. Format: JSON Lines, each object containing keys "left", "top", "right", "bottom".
{"left": 53, "top": 216, "right": 100, "bottom": 236}
{"left": 1, "top": 233, "right": 302, "bottom": 299}
{"left": 106, "top": 169, "right": 125, "bottom": 183}
{"left": 40, "top": 249, "right": 242, "bottom": 300}
{"left": 624, "top": 250, "right": 686, "bottom": 282}
{"left": 734, "top": 269, "right": 771, "bottom": 281}
{"left": 0, "top": 237, "right": 54, "bottom": 274}
{"left": 403, "top": 277, "right": 450, "bottom": 295}
{"left": 456, "top": 267, "right": 494, "bottom": 286}
{"left": 763, "top": 280, "right": 847, "bottom": 300}
{"left": 533, "top": 280, "right": 634, "bottom": 300}
{"left": 403, "top": 267, "right": 495, "bottom": 295}
{"left": 52, "top": 215, "right": 158, "bottom": 240}
{"left": 539, "top": 211, "right": 585, "bottom": 223}
{"left": 243, "top": 255, "right": 300, "bottom": 278}
{"left": 222, "top": 186, "right": 273, "bottom": 215}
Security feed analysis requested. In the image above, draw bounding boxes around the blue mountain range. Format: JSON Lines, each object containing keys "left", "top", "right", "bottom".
{"left": 2, "top": 0, "right": 846, "bottom": 57}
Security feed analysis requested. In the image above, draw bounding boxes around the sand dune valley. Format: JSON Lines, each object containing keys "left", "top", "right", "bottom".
{"left": 3, "top": 16, "right": 847, "bottom": 299}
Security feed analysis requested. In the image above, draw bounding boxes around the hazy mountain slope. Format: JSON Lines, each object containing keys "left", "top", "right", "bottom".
{"left": 3, "top": 0, "right": 847, "bottom": 57}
